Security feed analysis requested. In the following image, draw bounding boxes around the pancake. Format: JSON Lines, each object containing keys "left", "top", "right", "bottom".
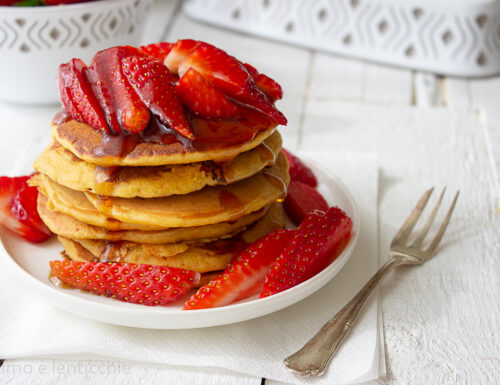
{"left": 58, "top": 237, "right": 222, "bottom": 288}
{"left": 84, "top": 152, "right": 289, "bottom": 228}
{"left": 35, "top": 152, "right": 289, "bottom": 228}
{"left": 34, "top": 131, "right": 281, "bottom": 198}
{"left": 52, "top": 108, "right": 277, "bottom": 167}
{"left": 59, "top": 204, "right": 285, "bottom": 273}
{"left": 31, "top": 175, "right": 164, "bottom": 231}
{"left": 38, "top": 193, "right": 271, "bottom": 244}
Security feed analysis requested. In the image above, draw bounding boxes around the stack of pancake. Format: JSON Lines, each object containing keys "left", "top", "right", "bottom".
{"left": 32, "top": 117, "right": 289, "bottom": 287}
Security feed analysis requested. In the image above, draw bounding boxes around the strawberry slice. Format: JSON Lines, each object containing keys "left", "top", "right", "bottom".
{"left": 282, "top": 148, "right": 318, "bottom": 187}
{"left": 57, "top": 58, "right": 109, "bottom": 133}
{"left": 284, "top": 180, "right": 328, "bottom": 225}
{"left": 140, "top": 42, "right": 174, "bottom": 62}
{"left": 177, "top": 43, "right": 287, "bottom": 125}
{"left": 164, "top": 39, "right": 201, "bottom": 74}
{"left": 0, "top": 176, "right": 51, "bottom": 243}
{"left": 260, "top": 207, "right": 352, "bottom": 298}
{"left": 184, "top": 229, "right": 294, "bottom": 310}
{"left": 243, "top": 63, "right": 283, "bottom": 103}
{"left": 176, "top": 68, "right": 239, "bottom": 119}
{"left": 122, "top": 56, "right": 194, "bottom": 139}
{"left": 50, "top": 260, "right": 200, "bottom": 306}
{"left": 90, "top": 46, "right": 150, "bottom": 134}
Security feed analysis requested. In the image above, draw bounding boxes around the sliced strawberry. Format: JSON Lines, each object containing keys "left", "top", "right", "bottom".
{"left": 122, "top": 56, "right": 194, "bottom": 139}
{"left": 176, "top": 68, "right": 239, "bottom": 119}
{"left": 284, "top": 180, "right": 328, "bottom": 225}
{"left": 243, "top": 63, "right": 283, "bottom": 103}
{"left": 177, "top": 43, "right": 287, "bottom": 125}
{"left": 184, "top": 229, "right": 294, "bottom": 310}
{"left": 57, "top": 58, "right": 109, "bottom": 133}
{"left": 0, "top": 176, "right": 51, "bottom": 243}
{"left": 90, "top": 46, "right": 150, "bottom": 134}
{"left": 140, "top": 42, "right": 174, "bottom": 62}
{"left": 260, "top": 207, "right": 352, "bottom": 298}
{"left": 50, "top": 260, "right": 200, "bottom": 306}
{"left": 164, "top": 39, "right": 201, "bottom": 74}
{"left": 282, "top": 148, "right": 318, "bottom": 187}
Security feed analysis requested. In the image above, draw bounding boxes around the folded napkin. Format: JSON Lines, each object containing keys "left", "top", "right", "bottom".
{"left": 0, "top": 150, "right": 381, "bottom": 385}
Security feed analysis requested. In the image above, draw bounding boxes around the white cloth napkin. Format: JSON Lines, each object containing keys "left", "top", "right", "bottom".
{"left": 0, "top": 139, "right": 381, "bottom": 385}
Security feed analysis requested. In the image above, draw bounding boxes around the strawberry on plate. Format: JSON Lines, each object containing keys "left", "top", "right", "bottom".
{"left": 169, "top": 40, "right": 287, "bottom": 125}
{"left": 58, "top": 58, "right": 109, "bottom": 133}
{"left": 50, "top": 260, "right": 200, "bottom": 306}
{"left": 282, "top": 148, "right": 317, "bottom": 187}
{"left": 90, "top": 46, "right": 150, "bottom": 134}
{"left": 184, "top": 229, "right": 294, "bottom": 310}
{"left": 0, "top": 175, "right": 51, "bottom": 243}
{"left": 140, "top": 42, "right": 174, "bottom": 62}
{"left": 284, "top": 180, "right": 329, "bottom": 225}
{"left": 176, "top": 68, "right": 239, "bottom": 119}
{"left": 243, "top": 63, "right": 283, "bottom": 103}
{"left": 122, "top": 55, "right": 194, "bottom": 139}
{"left": 260, "top": 207, "right": 352, "bottom": 298}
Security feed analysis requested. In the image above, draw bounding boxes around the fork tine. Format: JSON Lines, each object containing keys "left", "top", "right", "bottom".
{"left": 411, "top": 188, "right": 446, "bottom": 248}
{"left": 391, "top": 187, "right": 434, "bottom": 246}
{"left": 426, "top": 191, "right": 459, "bottom": 255}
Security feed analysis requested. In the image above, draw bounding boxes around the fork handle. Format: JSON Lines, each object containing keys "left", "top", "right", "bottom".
{"left": 284, "top": 257, "right": 401, "bottom": 376}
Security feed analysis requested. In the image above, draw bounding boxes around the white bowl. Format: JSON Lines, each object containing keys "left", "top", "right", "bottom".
{"left": 0, "top": 0, "right": 153, "bottom": 105}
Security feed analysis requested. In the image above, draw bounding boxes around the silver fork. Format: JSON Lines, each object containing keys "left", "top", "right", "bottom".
{"left": 284, "top": 187, "right": 459, "bottom": 377}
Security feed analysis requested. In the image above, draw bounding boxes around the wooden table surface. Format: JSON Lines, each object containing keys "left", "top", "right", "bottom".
{"left": 0, "top": 0, "right": 499, "bottom": 384}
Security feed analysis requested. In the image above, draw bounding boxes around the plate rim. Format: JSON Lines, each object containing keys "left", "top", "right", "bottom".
{"left": 0, "top": 160, "right": 360, "bottom": 328}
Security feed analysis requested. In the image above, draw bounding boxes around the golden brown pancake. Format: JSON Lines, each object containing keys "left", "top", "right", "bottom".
{"left": 38, "top": 193, "right": 271, "bottom": 244}
{"left": 84, "top": 153, "right": 288, "bottom": 228}
{"left": 59, "top": 204, "right": 285, "bottom": 273}
{"left": 52, "top": 115, "right": 277, "bottom": 167}
{"left": 35, "top": 153, "right": 288, "bottom": 228}
{"left": 31, "top": 175, "right": 164, "bottom": 231}
{"left": 34, "top": 131, "right": 281, "bottom": 198}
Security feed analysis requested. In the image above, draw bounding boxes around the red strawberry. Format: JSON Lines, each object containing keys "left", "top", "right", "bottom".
{"left": 0, "top": 176, "right": 51, "bottom": 243}
{"left": 282, "top": 148, "right": 318, "bottom": 187}
{"left": 90, "top": 46, "right": 150, "bottom": 134}
{"left": 260, "top": 207, "right": 352, "bottom": 298}
{"left": 176, "top": 68, "right": 239, "bottom": 119}
{"left": 284, "top": 180, "right": 328, "bottom": 225}
{"left": 164, "top": 39, "right": 201, "bottom": 74}
{"left": 122, "top": 56, "right": 194, "bottom": 139}
{"left": 50, "top": 260, "right": 200, "bottom": 306}
{"left": 57, "top": 58, "right": 109, "bottom": 133}
{"left": 139, "top": 42, "right": 174, "bottom": 62}
{"left": 184, "top": 229, "right": 294, "bottom": 310}
{"left": 177, "top": 43, "right": 287, "bottom": 125}
{"left": 243, "top": 63, "right": 283, "bottom": 103}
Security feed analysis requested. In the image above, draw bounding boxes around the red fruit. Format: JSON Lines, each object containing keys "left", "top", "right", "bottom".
{"left": 164, "top": 39, "right": 201, "bottom": 74}
{"left": 260, "top": 207, "right": 352, "bottom": 298}
{"left": 122, "top": 56, "right": 194, "bottom": 139}
{"left": 0, "top": 176, "right": 51, "bottom": 243}
{"left": 184, "top": 229, "right": 294, "bottom": 310}
{"left": 90, "top": 46, "right": 150, "bottom": 134}
{"left": 282, "top": 148, "right": 318, "bottom": 187}
{"left": 177, "top": 43, "right": 287, "bottom": 125}
{"left": 57, "top": 58, "right": 109, "bottom": 133}
{"left": 243, "top": 63, "right": 283, "bottom": 103}
{"left": 140, "top": 42, "right": 174, "bottom": 62}
{"left": 284, "top": 180, "right": 328, "bottom": 225}
{"left": 176, "top": 68, "right": 239, "bottom": 119}
{"left": 50, "top": 260, "right": 200, "bottom": 306}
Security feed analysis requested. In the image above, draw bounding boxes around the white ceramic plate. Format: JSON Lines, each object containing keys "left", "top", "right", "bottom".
{"left": 0, "top": 160, "right": 359, "bottom": 329}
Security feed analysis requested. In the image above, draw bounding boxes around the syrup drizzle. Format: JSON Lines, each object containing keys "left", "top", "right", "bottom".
{"left": 263, "top": 171, "right": 288, "bottom": 203}
{"left": 219, "top": 190, "right": 246, "bottom": 221}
